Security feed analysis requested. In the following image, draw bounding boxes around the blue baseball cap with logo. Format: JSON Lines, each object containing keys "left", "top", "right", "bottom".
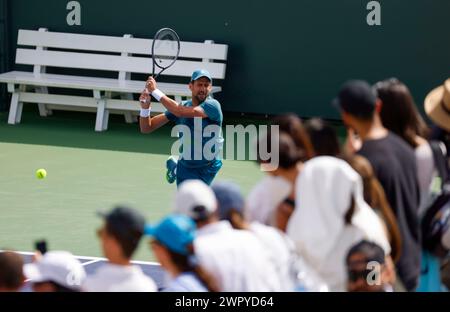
{"left": 191, "top": 69, "right": 212, "bottom": 83}
{"left": 144, "top": 214, "right": 196, "bottom": 255}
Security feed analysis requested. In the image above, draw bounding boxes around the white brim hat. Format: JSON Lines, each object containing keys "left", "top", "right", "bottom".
{"left": 424, "top": 79, "right": 450, "bottom": 132}
{"left": 24, "top": 251, "right": 86, "bottom": 291}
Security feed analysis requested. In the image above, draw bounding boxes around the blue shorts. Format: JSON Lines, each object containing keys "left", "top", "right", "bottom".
{"left": 176, "top": 159, "right": 223, "bottom": 186}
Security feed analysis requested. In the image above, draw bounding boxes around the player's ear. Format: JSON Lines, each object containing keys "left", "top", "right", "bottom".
{"left": 188, "top": 82, "right": 194, "bottom": 92}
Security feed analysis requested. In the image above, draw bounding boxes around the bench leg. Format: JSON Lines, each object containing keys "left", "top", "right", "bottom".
{"left": 36, "top": 86, "right": 52, "bottom": 117}
{"left": 95, "top": 98, "right": 108, "bottom": 132}
{"left": 8, "top": 92, "right": 23, "bottom": 124}
{"left": 121, "top": 93, "right": 137, "bottom": 123}
{"left": 103, "top": 105, "right": 110, "bottom": 131}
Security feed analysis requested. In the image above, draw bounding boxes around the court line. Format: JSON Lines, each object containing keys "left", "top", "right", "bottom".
{"left": 0, "top": 250, "right": 160, "bottom": 266}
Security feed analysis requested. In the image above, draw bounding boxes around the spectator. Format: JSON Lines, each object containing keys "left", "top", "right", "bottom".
{"left": 286, "top": 156, "right": 391, "bottom": 291}
{"left": 246, "top": 113, "right": 313, "bottom": 226}
{"left": 174, "top": 180, "right": 282, "bottom": 292}
{"left": 420, "top": 78, "right": 450, "bottom": 291}
{"left": 375, "top": 78, "right": 432, "bottom": 214}
{"left": 346, "top": 154, "right": 402, "bottom": 263}
{"left": 256, "top": 132, "right": 305, "bottom": 231}
{"left": 346, "top": 240, "right": 394, "bottom": 292}
{"left": 146, "top": 214, "right": 219, "bottom": 292}
{"left": 84, "top": 206, "right": 157, "bottom": 292}
{"left": 24, "top": 251, "right": 85, "bottom": 292}
{"left": 0, "top": 251, "right": 25, "bottom": 292}
{"left": 424, "top": 79, "right": 450, "bottom": 135}
{"left": 334, "top": 80, "right": 421, "bottom": 291}
{"left": 305, "top": 118, "right": 341, "bottom": 157}
{"left": 212, "top": 181, "right": 296, "bottom": 291}
{"left": 271, "top": 113, "right": 315, "bottom": 161}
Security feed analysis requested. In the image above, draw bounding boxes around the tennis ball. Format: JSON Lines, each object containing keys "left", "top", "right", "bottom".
{"left": 36, "top": 169, "right": 47, "bottom": 180}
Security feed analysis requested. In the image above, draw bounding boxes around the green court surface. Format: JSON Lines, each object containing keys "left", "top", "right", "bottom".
{"left": 0, "top": 108, "right": 265, "bottom": 261}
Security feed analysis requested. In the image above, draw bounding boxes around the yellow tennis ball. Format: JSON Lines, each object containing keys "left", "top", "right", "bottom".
{"left": 36, "top": 169, "right": 47, "bottom": 179}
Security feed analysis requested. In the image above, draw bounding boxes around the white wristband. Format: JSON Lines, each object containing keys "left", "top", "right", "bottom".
{"left": 151, "top": 89, "right": 165, "bottom": 102}
{"left": 140, "top": 108, "right": 151, "bottom": 118}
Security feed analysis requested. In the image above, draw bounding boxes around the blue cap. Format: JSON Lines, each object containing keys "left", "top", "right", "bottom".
{"left": 144, "top": 215, "right": 196, "bottom": 255}
{"left": 211, "top": 181, "right": 245, "bottom": 220}
{"left": 191, "top": 69, "right": 212, "bottom": 83}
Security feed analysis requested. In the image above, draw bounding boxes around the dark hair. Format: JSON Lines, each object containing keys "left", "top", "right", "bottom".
{"left": 344, "top": 196, "right": 356, "bottom": 225}
{"left": 257, "top": 131, "right": 303, "bottom": 169}
{"left": 271, "top": 113, "right": 314, "bottom": 161}
{"left": 305, "top": 118, "right": 341, "bottom": 157}
{"left": 0, "top": 251, "right": 24, "bottom": 290}
{"left": 105, "top": 223, "right": 142, "bottom": 259}
{"left": 375, "top": 78, "right": 429, "bottom": 148}
{"left": 345, "top": 155, "right": 402, "bottom": 263}
{"left": 346, "top": 240, "right": 386, "bottom": 265}
{"left": 33, "top": 281, "right": 79, "bottom": 292}
{"left": 168, "top": 247, "right": 219, "bottom": 292}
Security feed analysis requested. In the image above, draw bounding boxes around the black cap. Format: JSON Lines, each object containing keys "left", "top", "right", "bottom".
{"left": 97, "top": 206, "right": 146, "bottom": 241}
{"left": 346, "top": 240, "right": 385, "bottom": 265}
{"left": 333, "top": 80, "right": 377, "bottom": 118}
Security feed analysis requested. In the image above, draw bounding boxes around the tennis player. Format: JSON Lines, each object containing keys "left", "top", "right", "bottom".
{"left": 139, "top": 69, "right": 224, "bottom": 186}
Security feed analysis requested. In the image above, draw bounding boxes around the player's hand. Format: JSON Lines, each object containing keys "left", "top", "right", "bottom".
{"left": 139, "top": 88, "right": 151, "bottom": 109}
{"left": 145, "top": 76, "right": 157, "bottom": 92}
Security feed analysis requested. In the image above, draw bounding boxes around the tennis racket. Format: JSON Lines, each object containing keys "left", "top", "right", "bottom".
{"left": 141, "top": 28, "right": 180, "bottom": 104}
{"left": 151, "top": 27, "right": 180, "bottom": 79}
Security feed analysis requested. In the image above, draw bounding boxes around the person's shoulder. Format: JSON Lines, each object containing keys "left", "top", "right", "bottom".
{"left": 387, "top": 132, "right": 416, "bottom": 155}
{"left": 203, "top": 98, "right": 221, "bottom": 107}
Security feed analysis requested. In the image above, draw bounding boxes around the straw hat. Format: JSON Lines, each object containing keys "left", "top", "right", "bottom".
{"left": 425, "top": 79, "right": 450, "bottom": 132}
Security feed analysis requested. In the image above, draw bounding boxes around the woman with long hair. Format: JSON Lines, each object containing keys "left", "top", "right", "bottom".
{"left": 247, "top": 114, "right": 313, "bottom": 230}
{"left": 375, "top": 78, "right": 442, "bottom": 291}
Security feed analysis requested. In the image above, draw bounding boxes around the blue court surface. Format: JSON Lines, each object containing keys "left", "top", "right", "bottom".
{"left": 14, "top": 251, "right": 167, "bottom": 292}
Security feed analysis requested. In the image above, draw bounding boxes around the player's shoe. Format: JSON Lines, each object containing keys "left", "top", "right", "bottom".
{"left": 166, "top": 156, "right": 178, "bottom": 184}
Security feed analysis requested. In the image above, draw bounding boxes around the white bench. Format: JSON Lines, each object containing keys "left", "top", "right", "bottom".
{"left": 0, "top": 28, "right": 228, "bottom": 131}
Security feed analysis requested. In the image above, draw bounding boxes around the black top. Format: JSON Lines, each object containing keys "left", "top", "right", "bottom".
{"left": 358, "top": 132, "right": 421, "bottom": 291}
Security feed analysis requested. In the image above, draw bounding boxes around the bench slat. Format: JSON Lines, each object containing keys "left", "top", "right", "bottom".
{"left": 18, "top": 30, "right": 228, "bottom": 61}
{"left": 16, "top": 49, "right": 227, "bottom": 79}
{"left": 0, "top": 71, "right": 222, "bottom": 95}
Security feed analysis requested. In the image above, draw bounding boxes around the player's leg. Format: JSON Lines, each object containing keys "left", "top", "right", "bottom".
{"left": 199, "top": 159, "right": 223, "bottom": 185}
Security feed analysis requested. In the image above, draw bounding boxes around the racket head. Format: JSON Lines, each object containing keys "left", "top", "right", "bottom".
{"left": 152, "top": 28, "right": 180, "bottom": 77}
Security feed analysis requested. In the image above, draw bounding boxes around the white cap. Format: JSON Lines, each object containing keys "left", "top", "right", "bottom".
{"left": 174, "top": 180, "right": 217, "bottom": 221}
{"left": 24, "top": 251, "right": 86, "bottom": 291}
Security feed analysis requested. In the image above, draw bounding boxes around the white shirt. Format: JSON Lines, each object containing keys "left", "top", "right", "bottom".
{"left": 83, "top": 263, "right": 157, "bottom": 292}
{"left": 195, "top": 221, "right": 282, "bottom": 292}
{"left": 164, "top": 272, "right": 208, "bottom": 292}
{"left": 245, "top": 176, "right": 292, "bottom": 225}
{"left": 249, "top": 222, "right": 296, "bottom": 291}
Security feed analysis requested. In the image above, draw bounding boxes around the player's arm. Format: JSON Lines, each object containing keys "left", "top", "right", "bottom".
{"left": 160, "top": 96, "right": 207, "bottom": 118}
{"left": 139, "top": 91, "right": 170, "bottom": 134}
{"left": 145, "top": 77, "right": 208, "bottom": 118}
{"left": 139, "top": 113, "right": 169, "bottom": 134}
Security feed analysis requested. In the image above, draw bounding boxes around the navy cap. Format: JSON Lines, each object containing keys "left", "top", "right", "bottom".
{"left": 211, "top": 181, "right": 245, "bottom": 220}
{"left": 97, "top": 206, "right": 146, "bottom": 240}
{"left": 145, "top": 214, "right": 196, "bottom": 256}
{"left": 333, "top": 80, "right": 377, "bottom": 118}
{"left": 191, "top": 69, "right": 212, "bottom": 83}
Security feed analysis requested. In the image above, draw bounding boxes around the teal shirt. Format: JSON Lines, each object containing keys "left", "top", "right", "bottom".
{"left": 165, "top": 98, "right": 224, "bottom": 168}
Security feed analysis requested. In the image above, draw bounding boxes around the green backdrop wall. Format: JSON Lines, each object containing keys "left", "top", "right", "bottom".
{"left": 4, "top": 0, "right": 450, "bottom": 119}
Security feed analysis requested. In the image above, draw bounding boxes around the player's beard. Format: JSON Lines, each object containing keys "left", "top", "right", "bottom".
{"left": 194, "top": 92, "right": 208, "bottom": 103}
